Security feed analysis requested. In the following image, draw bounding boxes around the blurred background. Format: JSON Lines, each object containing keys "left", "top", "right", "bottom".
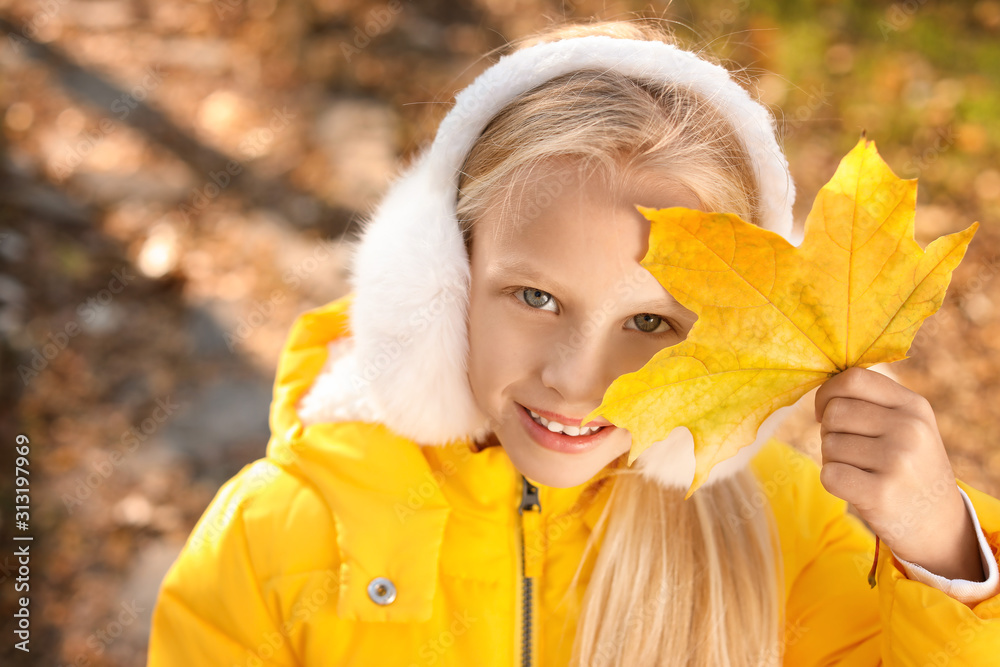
{"left": 1, "top": 0, "right": 998, "bottom": 664}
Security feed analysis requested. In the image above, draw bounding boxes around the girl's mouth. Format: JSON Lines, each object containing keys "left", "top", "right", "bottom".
{"left": 515, "top": 403, "right": 612, "bottom": 454}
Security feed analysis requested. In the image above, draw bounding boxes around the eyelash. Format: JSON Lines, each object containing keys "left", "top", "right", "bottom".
{"left": 507, "top": 286, "right": 675, "bottom": 335}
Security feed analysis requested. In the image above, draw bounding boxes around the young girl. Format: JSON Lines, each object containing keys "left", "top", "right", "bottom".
{"left": 148, "top": 20, "right": 1000, "bottom": 666}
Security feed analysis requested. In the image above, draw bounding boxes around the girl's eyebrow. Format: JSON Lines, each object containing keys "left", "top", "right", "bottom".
{"left": 489, "top": 259, "right": 685, "bottom": 313}
{"left": 489, "top": 259, "right": 571, "bottom": 295}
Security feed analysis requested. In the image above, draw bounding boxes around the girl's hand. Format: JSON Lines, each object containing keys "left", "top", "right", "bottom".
{"left": 814, "top": 367, "right": 985, "bottom": 582}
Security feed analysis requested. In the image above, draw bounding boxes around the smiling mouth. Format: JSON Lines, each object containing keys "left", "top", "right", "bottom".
{"left": 514, "top": 403, "right": 613, "bottom": 455}
{"left": 520, "top": 405, "right": 607, "bottom": 437}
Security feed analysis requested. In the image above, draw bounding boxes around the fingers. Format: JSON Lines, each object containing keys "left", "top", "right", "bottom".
{"left": 814, "top": 366, "right": 915, "bottom": 422}
{"left": 819, "top": 461, "right": 878, "bottom": 509}
{"left": 818, "top": 396, "right": 887, "bottom": 438}
{"left": 819, "top": 395, "right": 910, "bottom": 473}
{"left": 821, "top": 431, "right": 885, "bottom": 472}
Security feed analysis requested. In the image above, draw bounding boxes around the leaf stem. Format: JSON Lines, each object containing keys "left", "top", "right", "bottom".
{"left": 868, "top": 536, "right": 880, "bottom": 588}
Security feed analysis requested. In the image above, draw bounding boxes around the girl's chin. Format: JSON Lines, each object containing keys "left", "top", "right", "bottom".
{"left": 501, "top": 432, "right": 623, "bottom": 488}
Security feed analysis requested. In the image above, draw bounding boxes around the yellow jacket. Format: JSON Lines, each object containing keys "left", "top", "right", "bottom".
{"left": 149, "top": 295, "right": 1000, "bottom": 666}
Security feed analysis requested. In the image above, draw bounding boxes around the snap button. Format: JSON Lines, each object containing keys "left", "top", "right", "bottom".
{"left": 367, "top": 577, "right": 396, "bottom": 605}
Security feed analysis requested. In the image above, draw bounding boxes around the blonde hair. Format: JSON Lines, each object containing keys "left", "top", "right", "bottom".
{"left": 456, "top": 22, "right": 763, "bottom": 251}
{"left": 456, "top": 20, "right": 785, "bottom": 666}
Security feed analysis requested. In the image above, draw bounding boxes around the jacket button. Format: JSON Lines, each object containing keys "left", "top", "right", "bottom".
{"left": 367, "top": 577, "right": 396, "bottom": 605}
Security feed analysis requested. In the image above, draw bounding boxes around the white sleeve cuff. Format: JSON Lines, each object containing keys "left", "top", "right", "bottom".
{"left": 892, "top": 486, "right": 1000, "bottom": 606}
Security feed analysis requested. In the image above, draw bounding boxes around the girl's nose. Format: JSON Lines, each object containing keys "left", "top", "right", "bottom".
{"left": 539, "top": 325, "right": 618, "bottom": 408}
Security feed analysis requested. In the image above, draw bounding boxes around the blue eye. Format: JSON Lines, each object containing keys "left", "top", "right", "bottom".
{"left": 518, "top": 288, "right": 558, "bottom": 312}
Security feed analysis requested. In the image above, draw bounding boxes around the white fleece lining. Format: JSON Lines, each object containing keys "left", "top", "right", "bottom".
{"left": 892, "top": 487, "right": 1000, "bottom": 604}
{"left": 299, "top": 35, "right": 804, "bottom": 492}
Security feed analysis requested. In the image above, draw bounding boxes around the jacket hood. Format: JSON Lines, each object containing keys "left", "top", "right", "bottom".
{"left": 294, "top": 35, "right": 802, "bottom": 492}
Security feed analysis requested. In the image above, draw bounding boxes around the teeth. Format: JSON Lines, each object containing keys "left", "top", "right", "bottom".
{"left": 526, "top": 407, "right": 603, "bottom": 437}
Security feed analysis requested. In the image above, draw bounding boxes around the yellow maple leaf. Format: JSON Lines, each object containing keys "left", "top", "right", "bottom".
{"left": 584, "top": 138, "right": 979, "bottom": 500}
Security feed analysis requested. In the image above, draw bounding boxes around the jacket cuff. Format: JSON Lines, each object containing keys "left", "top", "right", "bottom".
{"left": 891, "top": 486, "right": 1000, "bottom": 605}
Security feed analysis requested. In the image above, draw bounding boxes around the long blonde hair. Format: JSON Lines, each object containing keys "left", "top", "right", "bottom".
{"left": 457, "top": 20, "right": 785, "bottom": 666}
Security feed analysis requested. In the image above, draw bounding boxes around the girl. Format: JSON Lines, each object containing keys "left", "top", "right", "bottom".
{"left": 148, "top": 20, "right": 1000, "bottom": 666}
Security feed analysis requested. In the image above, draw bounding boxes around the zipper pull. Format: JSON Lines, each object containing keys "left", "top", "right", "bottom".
{"left": 520, "top": 476, "right": 540, "bottom": 514}
{"left": 519, "top": 475, "right": 544, "bottom": 581}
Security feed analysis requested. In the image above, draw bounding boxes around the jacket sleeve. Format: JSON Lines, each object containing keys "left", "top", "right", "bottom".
{"left": 778, "top": 447, "right": 1000, "bottom": 666}
{"left": 867, "top": 479, "right": 1000, "bottom": 665}
{"left": 148, "top": 462, "right": 301, "bottom": 667}
{"left": 890, "top": 486, "right": 1000, "bottom": 605}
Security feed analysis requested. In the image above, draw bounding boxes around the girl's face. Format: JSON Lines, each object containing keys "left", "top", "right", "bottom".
{"left": 466, "top": 162, "right": 701, "bottom": 488}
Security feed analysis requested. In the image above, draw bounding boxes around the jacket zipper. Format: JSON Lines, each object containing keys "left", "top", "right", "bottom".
{"left": 518, "top": 476, "right": 540, "bottom": 667}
